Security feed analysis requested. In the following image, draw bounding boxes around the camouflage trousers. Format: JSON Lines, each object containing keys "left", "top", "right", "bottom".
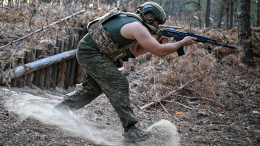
{"left": 59, "top": 39, "right": 138, "bottom": 128}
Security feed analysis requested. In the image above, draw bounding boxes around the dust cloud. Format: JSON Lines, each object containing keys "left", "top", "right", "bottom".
{"left": 1, "top": 87, "right": 180, "bottom": 146}
{"left": 147, "top": 119, "right": 180, "bottom": 146}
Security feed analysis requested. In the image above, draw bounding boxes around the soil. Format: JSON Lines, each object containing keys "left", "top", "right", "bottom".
{"left": 0, "top": 53, "right": 260, "bottom": 146}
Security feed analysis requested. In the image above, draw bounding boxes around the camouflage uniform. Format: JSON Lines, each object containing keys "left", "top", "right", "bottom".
{"left": 57, "top": 4, "right": 166, "bottom": 129}
{"left": 60, "top": 34, "right": 138, "bottom": 127}
{"left": 54, "top": 2, "right": 167, "bottom": 142}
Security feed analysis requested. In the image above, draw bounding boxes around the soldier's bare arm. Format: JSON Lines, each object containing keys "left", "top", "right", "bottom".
{"left": 121, "top": 21, "right": 196, "bottom": 57}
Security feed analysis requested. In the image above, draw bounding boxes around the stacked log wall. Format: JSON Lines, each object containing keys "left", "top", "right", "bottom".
{"left": 6, "top": 28, "right": 87, "bottom": 90}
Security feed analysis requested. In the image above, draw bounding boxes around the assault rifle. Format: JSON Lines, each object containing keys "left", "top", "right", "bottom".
{"left": 161, "top": 28, "right": 237, "bottom": 56}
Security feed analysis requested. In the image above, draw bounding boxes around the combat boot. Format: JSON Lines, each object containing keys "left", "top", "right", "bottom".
{"left": 124, "top": 125, "right": 152, "bottom": 142}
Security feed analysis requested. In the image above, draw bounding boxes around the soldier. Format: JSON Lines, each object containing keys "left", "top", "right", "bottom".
{"left": 53, "top": 2, "right": 197, "bottom": 142}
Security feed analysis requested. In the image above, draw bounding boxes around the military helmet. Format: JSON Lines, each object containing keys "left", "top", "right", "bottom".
{"left": 136, "top": 2, "right": 166, "bottom": 25}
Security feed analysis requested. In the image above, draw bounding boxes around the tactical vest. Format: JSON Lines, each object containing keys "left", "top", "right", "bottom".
{"left": 87, "top": 8, "right": 152, "bottom": 60}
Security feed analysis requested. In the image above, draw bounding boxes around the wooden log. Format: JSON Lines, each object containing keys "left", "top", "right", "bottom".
{"left": 26, "top": 49, "right": 36, "bottom": 87}
{"left": 24, "top": 50, "right": 31, "bottom": 86}
{"left": 11, "top": 59, "right": 18, "bottom": 87}
{"left": 24, "top": 51, "right": 31, "bottom": 63}
{"left": 56, "top": 39, "right": 64, "bottom": 87}
{"left": 52, "top": 47, "right": 59, "bottom": 89}
{"left": 74, "top": 30, "right": 85, "bottom": 84}
{"left": 68, "top": 35, "right": 73, "bottom": 50}
{"left": 55, "top": 36, "right": 59, "bottom": 47}
{"left": 16, "top": 57, "right": 25, "bottom": 88}
{"left": 60, "top": 38, "right": 68, "bottom": 89}
{"left": 45, "top": 44, "right": 54, "bottom": 89}
{"left": 64, "top": 37, "right": 71, "bottom": 89}
{"left": 39, "top": 68, "right": 46, "bottom": 89}
{"left": 69, "top": 36, "right": 77, "bottom": 87}
{"left": 0, "top": 49, "right": 77, "bottom": 83}
{"left": 38, "top": 49, "right": 47, "bottom": 89}
{"left": 33, "top": 49, "right": 43, "bottom": 87}
{"left": 53, "top": 36, "right": 60, "bottom": 88}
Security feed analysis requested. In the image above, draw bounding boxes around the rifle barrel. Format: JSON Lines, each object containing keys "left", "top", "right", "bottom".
{"left": 161, "top": 28, "right": 237, "bottom": 49}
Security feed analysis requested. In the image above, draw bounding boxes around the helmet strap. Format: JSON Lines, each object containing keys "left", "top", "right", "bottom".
{"left": 137, "top": 9, "right": 162, "bottom": 38}
{"left": 137, "top": 9, "right": 147, "bottom": 24}
{"left": 146, "top": 23, "right": 162, "bottom": 38}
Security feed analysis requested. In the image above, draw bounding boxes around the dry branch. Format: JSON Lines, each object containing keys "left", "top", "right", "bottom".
{"left": 164, "top": 100, "right": 193, "bottom": 110}
{"left": 140, "top": 61, "right": 223, "bottom": 110}
{"left": 159, "top": 25, "right": 183, "bottom": 29}
{"left": 140, "top": 77, "right": 196, "bottom": 110}
{"left": 0, "top": 10, "right": 86, "bottom": 50}
{"left": 175, "top": 95, "right": 225, "bottom": 107}
{"left": 0, "top": 49, "right": 77, "bottom": 83}
{"left": 254, "top": 32, "right": 260, "bottom": 42}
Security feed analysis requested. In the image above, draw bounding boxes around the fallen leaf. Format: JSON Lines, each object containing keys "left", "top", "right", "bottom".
{"left": 175, "top": 112, "right": 183, "bottom": 115}
{"left": 226, "top": 121, "right": 231, "bottom": 125}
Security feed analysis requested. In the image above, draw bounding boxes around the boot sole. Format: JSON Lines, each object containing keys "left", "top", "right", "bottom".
{"left": 124, "top": 132, "right": 153, "bottom": 142}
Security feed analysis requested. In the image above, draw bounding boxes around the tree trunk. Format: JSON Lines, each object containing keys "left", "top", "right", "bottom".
{"left": 218, "top": 0, "right": 226, "bottom": 29}
{"left": 257, "top": 0, "right": 260, "bottom": 27}
{"left": 237, "top": 0, "right": 254, "bottom": 66}
{"left": 225, "top": 0, "right": 230, "bottom": 30}
{"left": 205, "top": 0, "right": 211, "bottom": 27}
{"left": 230, "top": 0, "right": 234, "bottom": 29}
{"left": 233, "top": 0, "right": 238, "bottom": 27}
{"left": 170, "top": 0, "right": 174, "bottom": 16}
{"left": 165, "top": 0, "right": 171, "bottom": 19}
{"left": 198, "top": 0, "right": 201, "bottom": 29}
{"left": 178, "top": 0, "right": 182, "bottom": 23}
{"left": 252, "top": 14, "right": 255, "bottom": 27}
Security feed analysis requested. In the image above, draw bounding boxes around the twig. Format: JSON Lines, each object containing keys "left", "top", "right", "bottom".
{"left": 164, "top": 100, "right": 218, "bottom": 116}
{"left": 254, "top": 32, "right": 260, "bottom": 42}
{"left": 159, "top": 25, "right": 183, "bottom": 29}
{"left": 0, "top": 10, "right": 85, "bottom": 50}
{"left": 140, "top": 60, "right": 223, "bottom": 110}
{"left": 175, "top": 94, "right": 225, "bottom": 107}
{"left": 173, "top": 101, "right": 193, "bottom": 110}
{"left": 159, "top": 102, "right": 172, "bottom": 117}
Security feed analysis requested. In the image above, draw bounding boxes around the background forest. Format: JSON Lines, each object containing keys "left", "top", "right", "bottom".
{"left": 1, "top": 0, "right": 260, "bottom": 27}
{"left": 1, "top": 0, "right": 260, "bottom": 28}
{"left": 0, "top": 0, "right": 260, "bottom": 146}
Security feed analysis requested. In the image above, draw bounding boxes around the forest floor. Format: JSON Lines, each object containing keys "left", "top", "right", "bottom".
{"left": 0, "top": 53, "right": 260, "bottom": 146}
{"left": 1, "top": 2, "right": 260, "bottom": 146}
